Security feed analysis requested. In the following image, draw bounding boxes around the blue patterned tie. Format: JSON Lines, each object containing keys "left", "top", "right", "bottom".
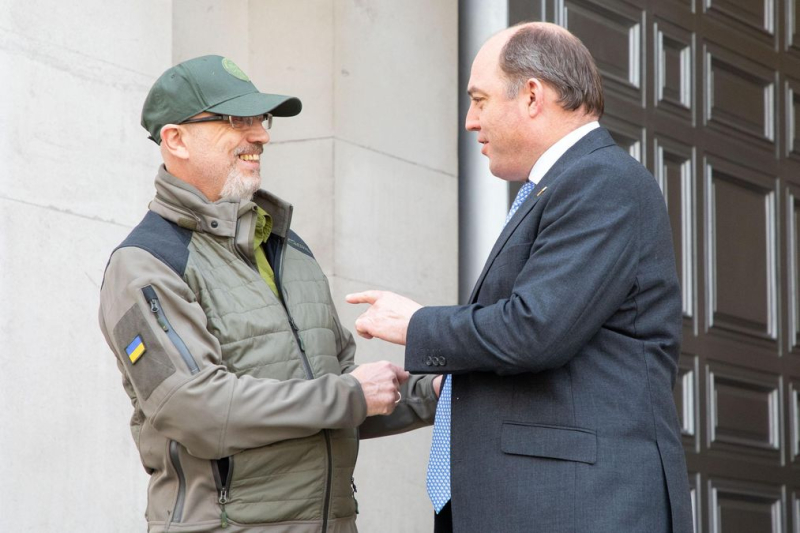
{"left": 426, "top": 181, "right": 537, "bottom": 513}
{"left": 426, "top": 374, "right": 452, "bottom": 512}
{"left": 505, "top": 181, "right": 537, "bottom": 225}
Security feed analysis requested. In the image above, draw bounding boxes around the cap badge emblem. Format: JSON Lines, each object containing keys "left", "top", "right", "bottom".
{"left": 222, "top": 58, "right": 250, "bottom": 81}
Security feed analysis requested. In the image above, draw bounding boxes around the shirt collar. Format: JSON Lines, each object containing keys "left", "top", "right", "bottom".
{"left": 528, "top": 121, "right": 600, "bottom": 184}
{"left": 254, "top": 206, "right": 273, "bottom": 247}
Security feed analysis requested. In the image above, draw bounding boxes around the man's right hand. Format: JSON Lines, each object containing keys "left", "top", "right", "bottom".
{"left": 350, "top": 361, "right": 409, "bottom": 416}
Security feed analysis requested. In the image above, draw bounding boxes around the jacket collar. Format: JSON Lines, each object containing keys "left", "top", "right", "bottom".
{"left": 149, "top": 165, "right": 293, "bottom": 240}
{"left": 467, "top": 127, "right": 617, "bottom": 303}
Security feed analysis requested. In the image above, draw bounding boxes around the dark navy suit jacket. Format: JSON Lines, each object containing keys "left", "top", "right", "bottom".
{"left": 406, "top": 128, "right": 693, "bottom": 533}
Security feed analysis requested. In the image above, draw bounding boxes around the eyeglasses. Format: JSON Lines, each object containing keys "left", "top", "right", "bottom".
{"left": 179, "top": 113, "right": 273, "bottom": 130}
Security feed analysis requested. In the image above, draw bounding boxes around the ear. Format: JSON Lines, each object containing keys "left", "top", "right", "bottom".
{"left": 159, "top": 125, "right": 190, "bottom": 160}
{"left": 524, "top": 78, "right": 545, "bottom": 118}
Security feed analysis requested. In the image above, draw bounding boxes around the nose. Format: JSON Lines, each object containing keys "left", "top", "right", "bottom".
{"left": 248, "top": 124, "right": 270, "bottom": 144}
{"left": 465, "top": 105, "right": 480, "bottom": 132}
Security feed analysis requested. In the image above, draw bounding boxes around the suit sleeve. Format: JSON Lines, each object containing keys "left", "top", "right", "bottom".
{"left": 99, "top": 246, "right": 367, "bottom": 460}
{"left": 406, "top": 162, "right": 641, "bottom": 375}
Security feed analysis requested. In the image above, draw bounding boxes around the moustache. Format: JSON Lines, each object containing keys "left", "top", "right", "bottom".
{"left": 234, "top": 144, "right": 264, "bottom": 156}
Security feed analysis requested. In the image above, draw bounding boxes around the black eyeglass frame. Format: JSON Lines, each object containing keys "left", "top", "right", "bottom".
{"left": 178, "top": 113, "right": 273, "bottom": 130}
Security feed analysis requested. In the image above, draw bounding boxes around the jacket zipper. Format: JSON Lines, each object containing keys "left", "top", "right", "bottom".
{"left": 351, "top": 477, "right": 359, "bottom": 514}
{"left": 352, "top": 434, "right": 360, "bottom": 514}
{"left": 213, "top": 456, "right": 234, "bottom": 529}
{"left": 142, "top": 285, "right": 199, "bottom": 375}
{"left": 206, "top": 213, "right": 248, "bottom": 529}
{"left": 168, "top": 440, "right": 187, "bottom": 524}
{"left": 273, "top": 237, "right": 333, "bottom": 533}
{"left": 273, "top": 241, "right": 314, "bottom": 378}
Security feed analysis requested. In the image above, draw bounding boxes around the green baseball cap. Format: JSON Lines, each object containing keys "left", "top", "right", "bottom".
{"left": 141, "top": 55, "right": 302, "bottom": 144}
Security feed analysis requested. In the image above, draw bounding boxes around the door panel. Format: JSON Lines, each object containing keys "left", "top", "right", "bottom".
{"left": 709, "top": 478, "right": 784, "bottom": 533}
{"left": 705, "top": 159, "right": 777, "bottom": 341}
{"left": 704, "top": 44, "right": 776, "bottom": 144}
{"left": 655, "top": 19, "right": 694, "bottom": 118}
{"left": 705, "top": 0, "right": 776, "bottom": 37}
{"left": 706, "top": 363, "right": 781, "bottom": 458}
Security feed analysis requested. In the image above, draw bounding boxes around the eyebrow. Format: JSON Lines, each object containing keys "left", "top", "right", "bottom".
{"left": 467, "top": 87, "right": 486, "bottom": 97}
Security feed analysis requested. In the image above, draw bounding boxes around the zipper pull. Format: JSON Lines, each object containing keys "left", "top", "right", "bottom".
{"left": 149, "top": 299, "right": 169, "bottom": 332}
{"left": 288, "top": 316, "right": 306, "bottom": 351}
{"left": 351, "top": 477, "right": 359, "bottom": 515}
{"left": 219, "top": 488, "right": 229, "bottom": 529}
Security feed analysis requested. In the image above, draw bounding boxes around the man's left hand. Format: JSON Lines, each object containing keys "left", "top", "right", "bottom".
{"left": 345, "top": 290, "right": 422, "bottom": 345}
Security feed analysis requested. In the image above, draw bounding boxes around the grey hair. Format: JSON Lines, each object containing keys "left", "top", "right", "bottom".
{"left": 499, "top": 23, "right": 604, "bottom": 118}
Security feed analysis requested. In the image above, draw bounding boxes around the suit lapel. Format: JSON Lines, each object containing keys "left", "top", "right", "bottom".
{"left": 467, "top": 182, "right": 545, "bottom": 303}
{"left": 467, "top": 128, "right": 617, "bottom": 303}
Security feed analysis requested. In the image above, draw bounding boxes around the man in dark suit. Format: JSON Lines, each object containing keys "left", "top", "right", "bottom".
{"left": 347, "top": 22, "right": 694, "bottom": 533}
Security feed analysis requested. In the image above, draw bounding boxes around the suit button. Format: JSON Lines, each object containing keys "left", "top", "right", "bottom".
{"left": 440, "top": 357, "right": 447, "bottom": 366}
{"left": 425, "top": 356, "right": 433, "bottom": 366}
{"left": 432, "top": 356, "right": 439, "bottom": 366}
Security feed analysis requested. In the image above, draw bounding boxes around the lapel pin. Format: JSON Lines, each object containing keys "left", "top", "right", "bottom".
{"left": 536, "top": 186, "right": 548, "bottom": 197}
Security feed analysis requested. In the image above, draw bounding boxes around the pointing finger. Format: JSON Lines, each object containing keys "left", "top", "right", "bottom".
{"left": 346, "top": 291, "right": 381, "bottom": 305}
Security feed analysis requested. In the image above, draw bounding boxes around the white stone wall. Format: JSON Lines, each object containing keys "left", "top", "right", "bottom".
{"left": 0, "top": 1, "right": 170, "bottom": 530}
{"left": 0, "top": 0, "right": 457, "bottom": 530}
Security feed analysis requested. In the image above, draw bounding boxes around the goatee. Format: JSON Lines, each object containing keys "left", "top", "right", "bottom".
{"left": 220, "top": 168, "right": 261, "bottom": 201}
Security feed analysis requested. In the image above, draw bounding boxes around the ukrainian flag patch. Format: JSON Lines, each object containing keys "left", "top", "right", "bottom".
{"left": 126, "top": 335, "right": 146, "bottom": 364}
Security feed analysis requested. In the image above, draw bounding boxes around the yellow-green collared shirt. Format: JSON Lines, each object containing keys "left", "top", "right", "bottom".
{"left": 254, "top": 207, "right": 280, "bottom": 298}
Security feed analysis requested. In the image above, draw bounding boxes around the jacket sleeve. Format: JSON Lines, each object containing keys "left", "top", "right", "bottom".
{"left": 405, "top": 161, "right": 641, "bottom": 376}
{"left": 336, "top": 318, "right": 438, "bottom": 438}
{"left": 99, "top": 246, "right": 368, "bottom": 460}
{"left": 357, "top": 373, "right": 438, "bottom": 438}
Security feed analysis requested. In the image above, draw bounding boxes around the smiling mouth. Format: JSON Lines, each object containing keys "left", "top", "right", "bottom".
{"left": 239, "top": 154, "right": 260, "bottom": 162}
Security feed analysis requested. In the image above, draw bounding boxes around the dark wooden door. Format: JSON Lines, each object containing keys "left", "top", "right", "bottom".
{"left": 506, "top": 1, "right": 800, "bottom": 531}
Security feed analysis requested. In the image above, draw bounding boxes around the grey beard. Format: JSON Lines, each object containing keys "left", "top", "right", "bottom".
{"left": 220, "top": 168, "right": 261, "bottom": 201}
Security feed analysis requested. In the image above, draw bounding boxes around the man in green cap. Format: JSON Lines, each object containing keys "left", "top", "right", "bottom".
{"left": 98, "top": 55, "right": 440, "bottom": 532}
